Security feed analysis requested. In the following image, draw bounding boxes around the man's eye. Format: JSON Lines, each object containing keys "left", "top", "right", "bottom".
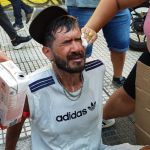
{"left": 76, "top": 38, "right": 82, "bottom": 42}
{"left": 63, "top": 40, "right": 71, "bottom": 44}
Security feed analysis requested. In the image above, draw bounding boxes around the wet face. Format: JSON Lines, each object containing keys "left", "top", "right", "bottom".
{"left": 50, "top": 26, "right": 86, "bottom": 73}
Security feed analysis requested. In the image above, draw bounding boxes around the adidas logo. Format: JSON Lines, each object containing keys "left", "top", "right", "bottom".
{"left": 56, "top": 109, "right": 87, "bottom": 122}
{"left": 88, "top": 102, "right": 96, "bottom": 111}
{"left": 56, "top": 101, "right": 96, "bottom": 122}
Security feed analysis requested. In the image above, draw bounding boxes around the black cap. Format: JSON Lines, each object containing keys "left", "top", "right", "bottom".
{"left": 29, "top": 6, "right": 68, "bottom": 45}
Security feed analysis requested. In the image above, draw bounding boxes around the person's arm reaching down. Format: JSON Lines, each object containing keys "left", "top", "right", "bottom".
{"left": 85, "top": 0, "right": 146, "bottom": 32}
{"left": 82, "top": 0, "right": 146, "bottom": 44}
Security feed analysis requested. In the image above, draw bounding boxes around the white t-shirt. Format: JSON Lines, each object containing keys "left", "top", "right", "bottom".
{"left": 27, "top": 59, "right": 143, "bottom": 150}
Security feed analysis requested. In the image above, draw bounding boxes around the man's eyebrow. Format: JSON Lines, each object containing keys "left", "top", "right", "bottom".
{"left": 61, "top": 39, "right": 72, "bottom": 44}
{"left": 62, "top": 37, "right": 81, "bottom": 43}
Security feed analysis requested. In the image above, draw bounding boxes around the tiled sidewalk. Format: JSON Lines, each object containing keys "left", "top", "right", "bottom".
{"left": 0, "top": 7, "right": 142, "bottom": 149}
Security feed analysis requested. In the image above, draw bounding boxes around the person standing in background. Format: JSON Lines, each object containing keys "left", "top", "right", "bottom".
{"left": 0, "top": 5, "right": 32, "bottom": 49}
{"left": 9, "top": 0, "right": 35, "bottom": 31}
{"left": 66, "top": 0, "right": 131, "bottom": 87}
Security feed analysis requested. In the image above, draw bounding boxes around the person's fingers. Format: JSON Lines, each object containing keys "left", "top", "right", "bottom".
{"left": 81, "top": 26, "right": 89, "bottom": 33}
{"left": 84, "top": 30, "right": 97, "bottom": 44}
{"left": 81, "top": 27, "right": 97, "bottom": 44}
{"left": 88, "top": 32, "right": 98, "bottom": 44}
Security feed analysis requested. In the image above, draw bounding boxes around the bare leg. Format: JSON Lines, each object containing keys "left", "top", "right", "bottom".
{"left": 110, "top": 50, "right": 126, "bottom": 78}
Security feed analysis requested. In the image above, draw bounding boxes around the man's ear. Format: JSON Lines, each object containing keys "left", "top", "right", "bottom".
{"left": 42, "top": 46, "right": 54, "bottom": 61}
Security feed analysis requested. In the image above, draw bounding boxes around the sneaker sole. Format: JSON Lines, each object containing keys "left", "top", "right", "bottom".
{"left": 112, "top": 77, "right": 126, "bottom": 87}
{"left": 112, "top": 81, "right": 122, "bottom": 87}
{"left": 17, "top": 27, "right": 25, "bottom": 32}
{"left": 26, "top": 7, "right": 36, "bottom": 24}
{"left": 112, "top": 80, "right": 125, "bottom": 88}
{"left": 13, "top": 39, "right": 32, "bottom": 50}
{"left": 14, "top": 26, "right": 25, "bottom": 32}
{"left": 102, "top": 119, "right": 115, "bottom": 128}
{"left": 13, "top": 43, "right": 25, "bottom": 50}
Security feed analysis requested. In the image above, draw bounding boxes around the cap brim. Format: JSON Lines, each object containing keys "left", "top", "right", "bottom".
{"left": 29, "top": 6, "right": 68, "bottom": 45}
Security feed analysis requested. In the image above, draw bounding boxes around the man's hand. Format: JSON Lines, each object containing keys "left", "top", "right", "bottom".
{"left": 81, "top": 27, "right": 98, "bottom": 45}
{"left": 0, "top": 51, "right": 10, "bottom": 62}
{"left": 140, "top": 146, "right": 150, "bottom": 150}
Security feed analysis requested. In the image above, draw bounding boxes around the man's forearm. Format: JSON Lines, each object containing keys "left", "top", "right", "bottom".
{"left": 0, "top": 51, "right": 9, "bottom": 62}
{"left": 5, "top": 118, "right": 25, "bottom": 150}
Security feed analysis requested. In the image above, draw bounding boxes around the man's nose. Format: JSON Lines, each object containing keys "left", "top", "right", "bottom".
{"left": 71, "top": 41, "right": 83, "bottom": 51}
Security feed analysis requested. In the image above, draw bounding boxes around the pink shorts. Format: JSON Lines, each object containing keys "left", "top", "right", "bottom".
{"left": 144, "top": 8, "right": 150, "bottom": 39}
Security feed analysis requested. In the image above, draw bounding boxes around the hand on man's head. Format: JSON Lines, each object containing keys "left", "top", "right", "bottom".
{"left": 81, "top": 27, "right": 97, "bottom": 45}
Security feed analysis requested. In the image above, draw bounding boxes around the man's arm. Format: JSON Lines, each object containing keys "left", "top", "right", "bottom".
{"left": 103, "top": 87, "right": 135, "bottom": 120}
{"left": 0, "top": 51, "right": 10, "bottom": 62}
{"left": 5, "top": 97, "right": 29, "bottom": 150}
{"left": 141, "top": 146, "right": 150, "bottom": 150}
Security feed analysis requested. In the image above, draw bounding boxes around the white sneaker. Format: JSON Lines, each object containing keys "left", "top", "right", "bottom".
{"left": 12, "top": 36, "right": 32, "bottom": 49}
{"left": 102, "top": 119, "right": 115, "bottom": 128}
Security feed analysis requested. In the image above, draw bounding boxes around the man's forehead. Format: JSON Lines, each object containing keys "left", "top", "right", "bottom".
{"left": 51, "top": 29, "right": 81, "bottom": 46}
{"left": 55, "top": 26, "right": 81, "bottom": 36}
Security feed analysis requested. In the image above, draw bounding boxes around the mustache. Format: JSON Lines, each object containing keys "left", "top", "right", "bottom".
{"left": 67, "top": 51, "right": 85, "bottom": 60}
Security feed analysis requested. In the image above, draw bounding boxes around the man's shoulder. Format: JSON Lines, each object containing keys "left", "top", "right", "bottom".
{"left": 28, "top": 65, "right": 55, "bottom": 93}
{"left": 28, "top": 65, "right": 51, "bottom": 79}
{"left": 85, "top": 59, "right": 104, "bottom": 72}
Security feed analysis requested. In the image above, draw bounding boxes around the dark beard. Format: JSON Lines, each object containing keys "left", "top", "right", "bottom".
{"left": 53, "top": 51, "right": 85, "bottom": 73}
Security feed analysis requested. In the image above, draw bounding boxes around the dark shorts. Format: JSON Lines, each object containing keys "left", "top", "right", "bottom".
{"left": 102, "top": 9, "right": 131, "bottom": 52}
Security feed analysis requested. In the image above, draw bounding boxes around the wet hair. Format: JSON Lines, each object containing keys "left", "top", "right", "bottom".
{"left": 44, "top": 15, "right": 79, "bottom": 47}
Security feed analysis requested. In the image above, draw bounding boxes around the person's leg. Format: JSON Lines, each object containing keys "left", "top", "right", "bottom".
{"left": 9, "top": 0, "right": 23, "bottom": 26}
{"left": 0, "top": 6, "right": 32, "bottom": 49}
{"left": 20, "top": 0, "right": 33, "bottom": 14}
{"left": 0, "top": 6, "right": 17, "bottom": 40}
{"left": 103, "top": 9, "right": 131, "bottom": 86}
{"left": 20, "top": 1, "right": 35, "bottom": 24}
{"left": 67, "top": 6, "right": 95, "bottom": 57}
{"left": 111, "top": 51, "right": 126, "bottom": 78}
